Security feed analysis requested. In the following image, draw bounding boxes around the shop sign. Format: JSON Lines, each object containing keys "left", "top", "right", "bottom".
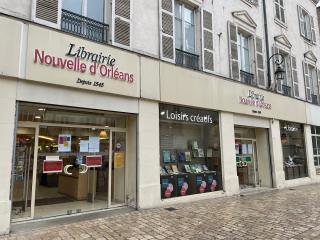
{"left": 86, "top": 155, "right": 103, "bottom": 167}
{"left": 33, "top": 43, "right": 135, "bottom": 88}
{"left": 239, "top": 90, "right": 272, "bottom": 110}
{"left": 282, "top": 123, "right": 299, "bottom": 132}
{"left": 43, "top": 159, "right": 63, "bottom": 173}
{"left": 159, "top": 104, "right": 218, "bottom": 124}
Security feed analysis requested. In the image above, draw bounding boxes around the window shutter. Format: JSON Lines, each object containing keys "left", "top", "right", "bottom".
{"left": 160, "top": 0, "right": 175, "bottom": 62}
{"left": 32, "top": 0, "right": 62, "bottom": 29}
{"left": 201, "top": 9, "right": 214, "bottom": 73}
{"left": 310, "top": 16, "right": 316, "bottom": 44}
{"left": 255, "top": 36, "right": 265, "bottom": 87}
{"left": 297, "top": 6, "right": 305, "bottom": 37}
{"left": 317, "top": 69, "right": 320, "bottom": 98}
{"left": 112, "top": 0, "right": 131, "bottom": 48}
{"left": 303, "top": 62, "right": 312, "bottom": 102}
{"left": 228, "top": 22, "right": 239, "bottom": 80}
{"left": 291, "top": 56, "right": 299, "bottom": 97}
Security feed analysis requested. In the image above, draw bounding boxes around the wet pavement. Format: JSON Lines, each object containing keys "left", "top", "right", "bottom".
{"left": 2, "top": 184, "right": 320, "bottom": 240}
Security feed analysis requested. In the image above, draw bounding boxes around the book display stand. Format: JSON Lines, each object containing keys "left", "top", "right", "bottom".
{"left": 160, "top": 140, "right": 220, "bottom": 198}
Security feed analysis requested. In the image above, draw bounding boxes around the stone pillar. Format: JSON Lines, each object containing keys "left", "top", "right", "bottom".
{"left": 137, "top": 100, "right": 160, "bottom": 208}
{"left": 0, "top": 79, "right": 17, "bottom": 235}
{"left": 219, "top": 112, "right": 239, "bottom": 195}
{"left": 269, "top": 119, "right": 285, "bottom": 188}
{"left": 304, "top": 125, "right": 316, "bottom": 180}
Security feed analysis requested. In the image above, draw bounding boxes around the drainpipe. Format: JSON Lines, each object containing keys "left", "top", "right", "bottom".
{"left": 262, "top": 0, "right": 271, "bottom": 88}
{"left": 262, "top": 0, "right": 274, "bottom": 188}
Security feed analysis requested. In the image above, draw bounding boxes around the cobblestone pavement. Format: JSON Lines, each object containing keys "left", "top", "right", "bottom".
{"left": 2, "top": 184, "right": 320, "bottom": 240}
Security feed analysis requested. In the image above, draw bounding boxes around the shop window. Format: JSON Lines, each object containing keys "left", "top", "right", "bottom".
{"left": 159, "top": 104, "right": 222, "bottom": 199}
{"left": 274, "top": 0, "right": 286, "bottom": 25}
{"left": 61, "top": 0, "right": 109, "bottom": 43}
{"left": 311, "top": 126, "right": 320, "bottom": 168}
{"left": 280, "top": 121, "right": 307, "bottom": 180}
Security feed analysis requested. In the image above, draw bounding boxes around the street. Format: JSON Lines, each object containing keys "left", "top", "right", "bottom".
{"left": 2, "top": 184, "right": 320, "bottom": 240}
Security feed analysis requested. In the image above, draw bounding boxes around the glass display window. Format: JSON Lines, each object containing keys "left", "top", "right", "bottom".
{"left": 280, "top": 121, "right": 307, "bottom": 180}
{"left": 159, "top": 104, "right": 221, "bottom": 199}
{"left": 11, "top": 102, "right": 135, "bottom": 221}
{"left": 311, "top": 126, "right": 320, "bottom": 168}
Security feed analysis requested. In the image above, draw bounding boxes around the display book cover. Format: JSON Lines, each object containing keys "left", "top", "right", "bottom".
{"left": 163, "top": 150, "right": 171, "bottom": 163}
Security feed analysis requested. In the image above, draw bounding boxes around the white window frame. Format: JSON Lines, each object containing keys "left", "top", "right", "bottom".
{"left": 311, "top": 126, "right": 320, "bottom": 167}
{"left": 274, "top": 0, "right": 286, "bottom": 24}
{"left": 237, "top": 31, "right": 251, "bottom": 73}
{"left": 174, "top": 2, "right": 196, "bottom": 54}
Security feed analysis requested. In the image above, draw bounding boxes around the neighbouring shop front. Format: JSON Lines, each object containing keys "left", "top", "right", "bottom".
{"left": 159, "top": 104, "right": 222, "bottom": 199}
{"left": 234, "top": 126, "right": 272, "bottom": 190}
{"left": 280, "top": 121, "right": 308, "bottom": 180}
{"left": 11, "top": 102, "right": 137, "bottom": 221}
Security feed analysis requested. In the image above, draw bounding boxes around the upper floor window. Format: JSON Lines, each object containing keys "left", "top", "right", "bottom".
{"left": 274, "top": 0, "right": 285, "bottom": 24}
{"left": 298, "top": 6, "right": 316, "bottom": 44}
{"left": 174, "top": 1, "right": 199, "bottom": 70}
{"left": 303, "top": 62, "right": 319, "bottom": 104}
{"left": 237, "top": 32, "right": 250, "bottom": 73}
{"left": 63, "top": 0, "right": 105, "bottom": 22}
{"left": 61, "top": 0, "right": 108, "bottom": 43}
{"left": 175, "top": 2, "right": 195, "bottom": 53}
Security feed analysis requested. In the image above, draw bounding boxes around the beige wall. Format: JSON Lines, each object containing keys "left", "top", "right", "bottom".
{"left": 0, "top": 78, "right": 17, "bottom": 235}
{"left": 137, "top": 100, "right": 160, "bottom": 208}
{"left": 220, "top": 112, "right": 240, "bottom": 195}
{"left": 159, "top": 62, "right": 307, "bottom": 123}
{"left": 256, "top": 128, "right": 272, "bottom": 187}
{"left": 0, "top": 16, "right": 24, "bottom": 79}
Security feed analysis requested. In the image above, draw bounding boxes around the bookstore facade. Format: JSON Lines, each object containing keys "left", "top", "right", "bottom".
{"left": 2, "top": 15, "right": 320, "bottom": 234}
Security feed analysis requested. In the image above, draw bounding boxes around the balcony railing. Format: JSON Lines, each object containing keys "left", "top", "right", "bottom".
{"left": 312, "top": 94, "right": 318, "bottom": 105}
{"left": 240, "top": 70, "right": 255, "bottom": 86}
{"left": 282, "top": 85, "right": 292, "bottom": 97}
{"left": 175, "top": 49, "right": 199, "bottom": 70}
{"left": 61, "top": 9, "right": 109, "bottom": 44}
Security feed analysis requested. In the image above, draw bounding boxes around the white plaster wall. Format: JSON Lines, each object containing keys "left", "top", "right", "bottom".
{"left": 0, "top": 0, "right": 31, "bottom": 20}
{"left": 137, "top": 100, "right": 160, "bottom": 209}
{"left": 265, "top": 0, "right": 320, "bottom": 101}
{"left": 212, "top": 0, "right": 265, "bottom": 77}
{"left": 131, "top": 0, "right": 159, "bottom": 58}
{"left": 0, "top": 78, "right": 17, "bottom": 235}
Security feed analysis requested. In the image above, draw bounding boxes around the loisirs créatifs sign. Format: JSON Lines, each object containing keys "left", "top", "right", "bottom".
{"left": 33, "top": 43, "right": 134, "bottom": 88}
{"left": 159, "top": 104, "right": 219, "bottom": 124}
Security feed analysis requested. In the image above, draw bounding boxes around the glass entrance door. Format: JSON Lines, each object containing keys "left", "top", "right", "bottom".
{"left": 235, "top": 139, "right": 259, "bottom": 189}
{"left": 110, "top": 131, "right": 126, "bottom": 207}
{"left": 11, "top": 127, "right": 37, "bottom": 220}
{"left": 34, "top": 126, "right": 111, "bottom": 218}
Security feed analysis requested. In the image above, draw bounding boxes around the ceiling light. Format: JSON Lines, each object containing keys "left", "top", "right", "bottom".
{"left": 34, "top": 116, "right": 41, "bottom": 119}
{"left": 38, "top": 108, "right": 45, "bottom": 111}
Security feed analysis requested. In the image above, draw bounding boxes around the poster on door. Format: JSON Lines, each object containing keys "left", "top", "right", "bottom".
{"left": 58, "top": 134, "right": 71, "bottom": 152}
{"left": 114, "top": 152, "right": 125, "bottom": 168}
